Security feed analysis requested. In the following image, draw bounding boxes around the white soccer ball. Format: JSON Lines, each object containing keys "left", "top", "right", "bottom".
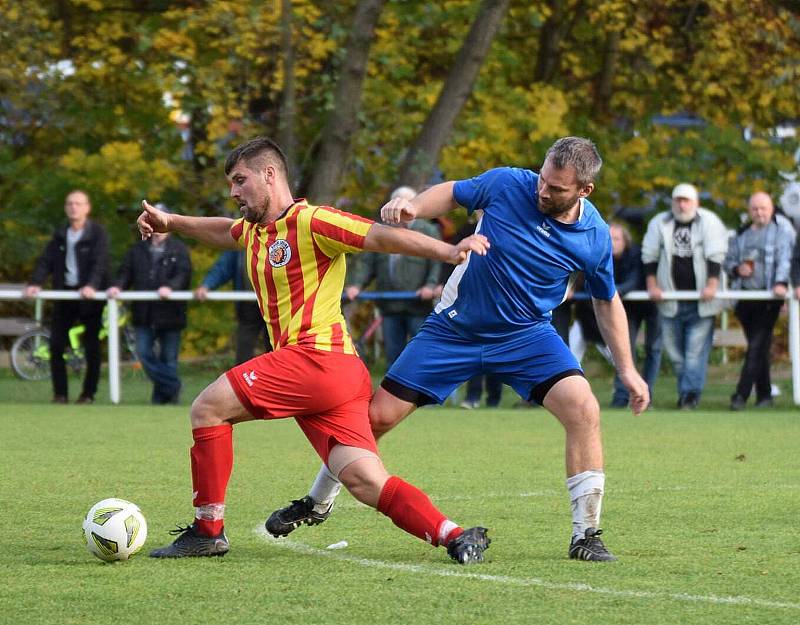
{"left": 82, "top": 498, "right": 147, "bottom": 562}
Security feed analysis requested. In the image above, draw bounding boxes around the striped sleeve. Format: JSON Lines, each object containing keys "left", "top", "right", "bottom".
{"left": 230, "top": 218, "right": 246, "bottom": 248}
{"left": 311, "top": 206, "right": 374, "bottom": 257}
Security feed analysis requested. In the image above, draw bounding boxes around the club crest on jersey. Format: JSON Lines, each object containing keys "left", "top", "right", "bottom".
{"left": 268, "top": 239, "right": 292, "bottom": 267}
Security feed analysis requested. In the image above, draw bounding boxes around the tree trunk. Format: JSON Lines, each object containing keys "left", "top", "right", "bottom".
{"left": 277, "top": 0, "right": 298, "bottom": 188}
{"left": 306, "top": 0, "right": 387, "bottom": 205}
{"left": 533, "top": 0, "right": 584, "bottom": 84}
{"left": 533, "top": 0, "right": 566, "bottom": 83}
{"left": 394, "top": 0, "right": 511, "bottom": 191}
{"left": 593, "top": 29, "right": 620, "bottom": 120}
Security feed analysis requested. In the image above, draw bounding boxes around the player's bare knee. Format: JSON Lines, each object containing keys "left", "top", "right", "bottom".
{"left": 339, "top": 469, "right": 384, "bottom": 507}
{"left": 553, "top": 392, "right": 600, "bottom": 431}
{"left": 336, "top": 454, "right": 389, "bottom": 508}
{"left": 189, "top": 383, "right": 223, "bottom": 428}
{"left": 338, "top": 470, "right": 366, "bottom": 501}
{"left": 368, "top": 405, "right": 401, "bottom": 438}
{"left": 189, "top": 394, "right": 214, "bottom": 428}
{"left": 569, "top": 393, "right": 599, "bottom": 423}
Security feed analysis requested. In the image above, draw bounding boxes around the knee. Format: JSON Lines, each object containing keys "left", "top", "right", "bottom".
{"left": 190, "top": 393, "right": 216, "bottom": 428}
{"left": 368, "top": 403, "right": 401, "bottom": 438}
{"left": 338, "top": 468, "right": 386, "bottom": 508}
{"left": 338, "top": 471, "right": 368, "bottom": 502}
{"left": 563, "top": 394, "right": 601, "bottom": 432}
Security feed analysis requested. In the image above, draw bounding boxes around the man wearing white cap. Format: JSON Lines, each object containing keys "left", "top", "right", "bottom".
{"left": 641, "top": 183, "right": 729, "bottom": 409}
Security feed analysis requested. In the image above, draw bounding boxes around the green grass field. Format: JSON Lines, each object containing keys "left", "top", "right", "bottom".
{"left": 1, "top": 364, "right": 798, "bottom": 625}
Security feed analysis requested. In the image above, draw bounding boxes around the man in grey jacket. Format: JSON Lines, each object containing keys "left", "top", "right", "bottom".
{"left": 344, "top": 186, "right": 443, "bottom": 367}
{"left": 642, "top": 183, "right": 729, "bottom": 409}
{"left": 724, "top": 192, "right": 794, "bottom": 410}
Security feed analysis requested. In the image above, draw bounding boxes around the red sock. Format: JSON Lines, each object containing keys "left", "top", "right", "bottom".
{"left": 190, "top": 424, "right": 233, "bottom": 536}
{"left": 377, "top": 476, "right": 459, "bottom": 547}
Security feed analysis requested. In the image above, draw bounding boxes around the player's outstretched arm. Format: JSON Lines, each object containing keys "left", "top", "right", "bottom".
{"left": 380, "top": 182, "right": 459, "bottom": 224}
{"left": 137, "top": 200, "right": 238, "bottom": 250}
{"left": 363, "top": 223, "right": 489, "bottom": 265}
{"left": 593, "top": 293, "right": 650, "bottom": 414}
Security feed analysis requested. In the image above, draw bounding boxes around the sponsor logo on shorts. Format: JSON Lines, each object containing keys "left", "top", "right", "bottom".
{"left": 242, "top": 370, "right": 258, "bottom": 387}
{"left": 268, "top": 239, "right": 292, "bottom": 267}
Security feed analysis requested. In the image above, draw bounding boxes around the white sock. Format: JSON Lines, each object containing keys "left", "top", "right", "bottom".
{"left": 309, "top": 463, "right": 342, "bottom": 512}
{"left": 566, "top": 469, "right": 605, "bottom": 540}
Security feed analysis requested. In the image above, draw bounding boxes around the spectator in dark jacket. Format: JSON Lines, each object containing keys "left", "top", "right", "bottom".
{"left": 23, "top": 190, "right": 109, "bottom": 404}
{"left": 108, "top": 218, "right": 192, "bottom": 404}
{"left": 609, "top": 222, "right": 662, "bottom": 408}
{"left": 194, "top": 250, "right": 269, "bottom": 364}
{"left": 726, "top": 192, "right": 794, "bottom": 410}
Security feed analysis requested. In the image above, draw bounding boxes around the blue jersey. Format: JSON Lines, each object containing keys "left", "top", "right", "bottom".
{"left": 436, "top": 167, "right": 615, "bottom": 340}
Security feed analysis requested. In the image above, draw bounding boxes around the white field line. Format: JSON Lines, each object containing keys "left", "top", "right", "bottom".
{"left": 253, "top": 527, "right": 800, "bottom": 611}
{"left": 327, "top": 484, "right": 800, "bottom": 509}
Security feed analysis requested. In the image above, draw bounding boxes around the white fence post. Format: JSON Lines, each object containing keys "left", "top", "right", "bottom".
{"left": 107, "top": 298, "right": 120, "bottom": 405}
{"left": 790, "top": 297, "right": 800, "bottom": 406}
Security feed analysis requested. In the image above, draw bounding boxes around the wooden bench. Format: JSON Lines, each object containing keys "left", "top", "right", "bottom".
{"left": 0, "top": 284, "right": 39, "bottom": 339}
{"left": 0, "top": 317, "right": 39, "bottom": 337}
{"left": 712, "top": 328, "right": 747, "bottom": 348}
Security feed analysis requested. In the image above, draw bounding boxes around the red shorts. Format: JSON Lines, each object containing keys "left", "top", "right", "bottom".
{"left": 226, "top": 345, "right": 377, "bottom": 464}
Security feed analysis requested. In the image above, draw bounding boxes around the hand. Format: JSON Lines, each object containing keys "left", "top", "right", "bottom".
{"left": 157, "top": 286, "right": 172, "bottom": 299}
{"left": 433, "top": 284, "right": 444, "bottom": 299}
{"left": 194, "top": 285, "right": 210, "bottom": 300}
{"left": 737, "top": 261, "right": 754, "bottom": 278}
{"left": 417, "top": 286, "right": 435, "bottom": 300}
{"left": 773, "top": 284, "right": 788, "bottom": 298}
{"left": 137, "top": 199, "right": 171, "bottom": 240}
{"left": 647, "top": 285, "right": 663, "bottom": 301}
{"left": 22, "top": 285, "right": 41, "bottom": 298}
{"left": 79, "top": 285, "right": 96, "bottom": 299}
{"left": 618, "top": 368, "right": 650, "bottom": 415}
{"left": 380, "top": 197, "right": 418, "bottom": 225}
{"left": 344, "top": 285, "right": 361, "bottom": 301}
{"left": 448, "top": 234, "right": 490, "bottom": 265}
{"left": 795, "top": 286, "right": 800, "bottom": 300}
{"left": 700, "top": 284, "right": 717, "bottom": 301}
{"left": 106, "top": 286, "right": 121, "bottom": 299}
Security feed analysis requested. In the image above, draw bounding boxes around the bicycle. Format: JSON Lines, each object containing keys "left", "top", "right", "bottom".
{"left": 10, "top": 306, "right": 138, "bottom": 381}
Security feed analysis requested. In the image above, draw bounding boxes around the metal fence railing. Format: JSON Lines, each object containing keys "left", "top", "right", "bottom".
{"left": 1, "top": 288, "right": 798, "bottom": 406}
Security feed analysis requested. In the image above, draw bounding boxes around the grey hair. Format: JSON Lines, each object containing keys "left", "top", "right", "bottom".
{"left": 544, "top": 137, "right": 602, "bottom": 186}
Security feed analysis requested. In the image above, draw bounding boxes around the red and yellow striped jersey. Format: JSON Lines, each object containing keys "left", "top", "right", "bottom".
{"left": 230, "top": 200, "right": 374, "bottom": 353}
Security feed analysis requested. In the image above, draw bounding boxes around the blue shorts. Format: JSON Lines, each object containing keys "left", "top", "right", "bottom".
{"left": 384, "top": 315, "right": 583, "bottom": 405}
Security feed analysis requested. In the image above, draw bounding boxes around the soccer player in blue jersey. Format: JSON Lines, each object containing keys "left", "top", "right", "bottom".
{"left": 268, "top": 137, "right": 649, "bottom": 561}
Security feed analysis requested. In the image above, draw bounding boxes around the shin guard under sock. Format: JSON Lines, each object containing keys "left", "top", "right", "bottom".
{"left": 377, "top": 476, "right": 457, "bottom": 547}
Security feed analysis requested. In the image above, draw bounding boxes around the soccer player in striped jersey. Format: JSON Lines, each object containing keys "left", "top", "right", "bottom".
{"left": 274, "top": 137, "right": 650, "bottom": 561}
{"left": 138, "top": 136, "right": 491, "bottom": 563}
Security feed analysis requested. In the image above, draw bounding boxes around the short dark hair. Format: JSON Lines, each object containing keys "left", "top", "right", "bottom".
{"left": 544, "top": 137, "right": 602, "bottom": 186}
{"left": 224, "top": 136, "right": 288, "bottom": 178}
